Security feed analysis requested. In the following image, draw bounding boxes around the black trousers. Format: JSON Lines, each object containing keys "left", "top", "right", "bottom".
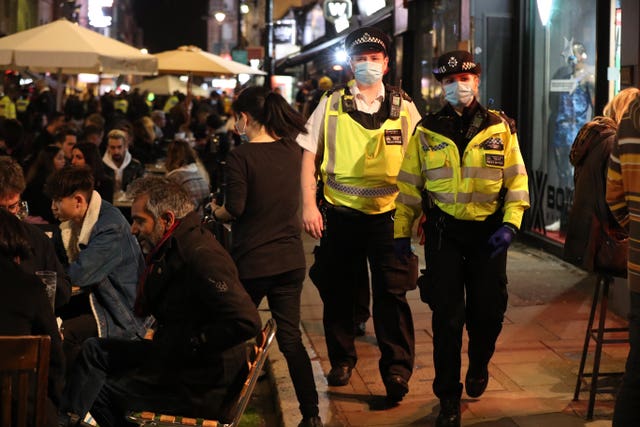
{"left": 242, "top": 268, "right": 319, "bottom": 418}
{"left": 313, "top": 206, "right": 416, "bottom": 380}
{"left": 422, "top": 209, "right": 508, "bottom": 400}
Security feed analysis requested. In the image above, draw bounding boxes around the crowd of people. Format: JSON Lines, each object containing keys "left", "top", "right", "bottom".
{"left": 0, "top": 23, "right": 638, "bottom": 427}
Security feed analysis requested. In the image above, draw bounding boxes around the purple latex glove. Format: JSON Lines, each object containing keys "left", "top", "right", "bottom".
{"left": 393, "top": 238, "right": 412, "bottom": 262}
{"left": 487, "top": 224, "right": 516, "bottom": 258}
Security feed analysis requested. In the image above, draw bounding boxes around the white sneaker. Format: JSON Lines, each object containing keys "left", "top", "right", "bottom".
{"left": 545, "top": 220, "right": 560, "bottom": 231}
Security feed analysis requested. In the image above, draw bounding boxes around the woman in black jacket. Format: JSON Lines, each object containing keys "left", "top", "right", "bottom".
{"left": 0, "top": 209, "right": 65, "bottom": 427}
{"left": 210, "top": 87, "right": 322, "bottom": 427}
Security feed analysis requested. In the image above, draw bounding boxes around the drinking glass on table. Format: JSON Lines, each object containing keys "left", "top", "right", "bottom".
{"left": 35, "top": 270, "right": 56, "bottom": 310}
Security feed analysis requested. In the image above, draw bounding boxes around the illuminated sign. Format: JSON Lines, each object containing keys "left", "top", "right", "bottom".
{"left": 323, "top": 0, "right": 352, "bottom": 23}
{"left": 88, "top": 0, "right": 113, "bottom": 28}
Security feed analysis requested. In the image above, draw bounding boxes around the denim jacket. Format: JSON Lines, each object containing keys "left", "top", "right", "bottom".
{"left": 60, "top": 191, "right": 146, "bottom": 339}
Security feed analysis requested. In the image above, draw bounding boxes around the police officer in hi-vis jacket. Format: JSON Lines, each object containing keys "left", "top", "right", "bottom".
{"left": 297, "top": 26, "right": 422, "bottom": 403}
{"left": 393, "top": 50, "right": 530, "bottom": 427}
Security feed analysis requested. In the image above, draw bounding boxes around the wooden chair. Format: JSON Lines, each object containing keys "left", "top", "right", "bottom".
{"left": 0, "top": 335, "right": 51, "bottom": 427}
{"left": 127, "top": 318, "right": 277, "bottom": 427}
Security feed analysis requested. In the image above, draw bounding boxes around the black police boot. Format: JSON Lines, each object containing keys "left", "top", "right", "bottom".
{"left": 298, "top": 415, "right": 323, "bottom": 427}
{"left": 465, "top": 366, "right": 489, "bottom": 398}
{"left": 435, "top": 398, "right": 460, "bottom": 427}
{"left": 384, "top": 374, "right": 409, "bottom": 403}
{"left": 327, "top": 364, "right": 352, "bottom": 386}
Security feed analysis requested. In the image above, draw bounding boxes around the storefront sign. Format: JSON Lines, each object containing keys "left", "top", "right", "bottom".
{"left": 88, "top": 0, "right": 113, "bottom": 28}
{"left": 549, "top": 79, "right": 576, "bottom": 93}
{"left": 323, "top": 0, "right": 352, "bottom": 23}
{"left": 274, "top": 20, "right": 297, "bottom": 45}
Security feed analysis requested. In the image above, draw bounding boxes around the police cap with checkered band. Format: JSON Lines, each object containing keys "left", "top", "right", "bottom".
{"left": 344, "top": 26, "right": 390, "bottom": 57}
{"left": 432, "top": 50, "right": 481, "bottom": 81}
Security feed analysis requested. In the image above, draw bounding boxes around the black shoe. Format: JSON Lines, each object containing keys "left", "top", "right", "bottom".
{"left": 327, "top": 364, "right": 352, "bottom": 386}
{"left": 435, "top": 399, "right": 460, "bottom": 427}
{"left": 465, "top": 368, "right": 489, "bottom": 398}
{"left": 355, "top": 322, "right": 366, "bottom": 336}
{"left": 58, "top": 413, "right": 93, "bottom": 427}
{"left": 384, "top": 374, "right": 409, "bottom": 402}
{"left": 298, "top": 415, "right": 323, "bottom": 427}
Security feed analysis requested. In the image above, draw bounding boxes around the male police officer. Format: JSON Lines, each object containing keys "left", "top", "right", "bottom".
{"left": 298, "top": 26, "right": 422, "bottom": 403}
{"left": 393, "top": 51, "right": 529, "bottom": 426}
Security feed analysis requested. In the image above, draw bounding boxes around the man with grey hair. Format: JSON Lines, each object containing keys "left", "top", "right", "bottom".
{"left": 59, "top": 176, "right": 261, "bottom": 427}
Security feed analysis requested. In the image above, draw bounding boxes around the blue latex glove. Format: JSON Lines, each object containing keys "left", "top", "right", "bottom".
{"left": 487, "top": 224, "right": 516, "bottom": 258}
{"left": 393, "top": 238, "right": 413, "bottom": 262}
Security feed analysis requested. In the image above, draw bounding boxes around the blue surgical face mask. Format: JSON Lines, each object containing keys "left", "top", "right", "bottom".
{"left": 353, "top": 61, "right": 384, "bottom": 86}
{"left": 443, "top": 80, "right": 475, "bottom": 107}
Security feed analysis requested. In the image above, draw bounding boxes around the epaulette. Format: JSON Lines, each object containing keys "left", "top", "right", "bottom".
{"left": 386, "top": 85, "right": 413, "bottom": 102}
{"left": 491, "top": 109, "right": 517, "bottom": 134}
{"left": 325, "top": 84, "right": 347, "bottom": 97}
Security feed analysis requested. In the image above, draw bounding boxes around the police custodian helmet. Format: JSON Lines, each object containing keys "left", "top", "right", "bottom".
{"left": 432, "top": 50, "right": 481, "bottom": 81}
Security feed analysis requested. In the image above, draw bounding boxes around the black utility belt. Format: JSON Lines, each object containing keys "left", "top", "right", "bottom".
{"left": 428, "top": 206, "right": 502, "bottom": 227}
{"left": 326, "top": 203, "right": 390, "bottom": 218}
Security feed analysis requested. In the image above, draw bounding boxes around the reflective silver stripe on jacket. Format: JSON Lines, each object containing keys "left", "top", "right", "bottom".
{"left": 325, "top": 92, "right": 342, "bottom": 175}
{"left": 326, "top": 175, "right": 398, "bottom": 198}
{"left": 431, "top": 191, "right": 500, "bottom": 204}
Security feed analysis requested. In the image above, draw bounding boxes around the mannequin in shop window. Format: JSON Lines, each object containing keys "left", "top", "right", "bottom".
{"left": 547, "top": 38, "right": 595, "bottom": 232}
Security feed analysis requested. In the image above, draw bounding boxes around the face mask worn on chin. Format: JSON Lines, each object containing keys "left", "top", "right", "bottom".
{"left": 353, "top": 61, "right": 384, "bottom": 86}
{"left": 443, "top": 81, "right": 475, "bottom": 107}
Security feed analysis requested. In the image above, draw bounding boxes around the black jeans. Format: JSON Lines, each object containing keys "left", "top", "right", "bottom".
{"left": 315, "top": 207, "right": 416, "bottom": 380}
{"left": 613, "top": 290, "right": 640, "bottom": 426}
{"left": 61, "top": 337, "right": 245, "bottom": 427}
{"left": 242, "top": 268, "right": 319, "bottom": 418}
{"left": 423, "top": 211, "right": 508, "bottom": 400}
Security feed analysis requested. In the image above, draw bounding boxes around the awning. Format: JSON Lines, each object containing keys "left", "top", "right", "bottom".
{"left": 275, "top": 34, "right": 347, "bottom": 73}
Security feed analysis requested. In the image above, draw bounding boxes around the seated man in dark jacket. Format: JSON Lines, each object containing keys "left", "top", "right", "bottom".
{"left": 59, "top": 176, "right": 262, "bottom": 427}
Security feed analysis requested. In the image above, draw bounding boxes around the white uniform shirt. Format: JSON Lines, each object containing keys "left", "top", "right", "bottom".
{"left": 296, "top": 81, "right": 422, "bottom": 154}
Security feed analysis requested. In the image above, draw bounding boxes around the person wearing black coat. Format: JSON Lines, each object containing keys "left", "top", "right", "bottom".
{"left": 59, "top": 177, "right": 261, "bottom": 427}
{"left": 0, "top": 210, "right": 65, "bottom": 427}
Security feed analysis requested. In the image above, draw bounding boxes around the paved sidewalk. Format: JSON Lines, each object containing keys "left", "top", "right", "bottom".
{"left": 264, "top": 235, "right": 628, "bottom": 427}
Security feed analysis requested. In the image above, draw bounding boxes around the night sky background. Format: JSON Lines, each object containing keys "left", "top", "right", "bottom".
{"left": 132, "top": 0, "right": 208, "bottom": 53}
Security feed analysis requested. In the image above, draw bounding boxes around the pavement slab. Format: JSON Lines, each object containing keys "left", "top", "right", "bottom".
{"left": 262, "top": 237, "right": 624, "bottom": 426}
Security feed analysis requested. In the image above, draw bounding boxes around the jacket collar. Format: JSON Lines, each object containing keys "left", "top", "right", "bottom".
{"left": 59, "top": 190, "right": 102, "bottom": 258}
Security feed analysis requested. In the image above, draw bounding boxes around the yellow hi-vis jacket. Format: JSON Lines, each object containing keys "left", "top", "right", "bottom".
{"left": 114, "top": 98, "right": 129, "bottom": 114}
{"left": 394, "top": 109, "right": 530, "bottom": 238}
{"left": 15, "top": 98, "right": 29, "bottom": 113}
{"left": 163, "top": 95, "right": 179, "bottom": 113}
{"left": 320, "top": 87, "right": 412, "bottom": 214}
{"left": 0, "top": 95, "right": 16, "bottom": 119}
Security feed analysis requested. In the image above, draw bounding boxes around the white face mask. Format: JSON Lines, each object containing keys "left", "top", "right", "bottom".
{"left": 443, "top": 80, "right": 475, "bottom": 107}
{"left": 234, "top": 115, "right": 250, "bottom": 143}
{"left": 353, "top": 61, "right": 384, "bottom": 86}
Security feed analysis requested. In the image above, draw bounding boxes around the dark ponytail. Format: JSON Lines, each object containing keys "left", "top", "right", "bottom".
{"left": 232, "top": 86, "right": 307, "bottom": 141}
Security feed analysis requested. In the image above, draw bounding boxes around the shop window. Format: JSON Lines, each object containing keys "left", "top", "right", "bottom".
{"left": 528, "top": 0, "right": 597, "bottom": 242}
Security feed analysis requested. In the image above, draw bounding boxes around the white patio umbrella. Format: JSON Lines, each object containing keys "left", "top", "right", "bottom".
{"left": 0, "top": 18, "right": 157, "bottom": 109}
{"left": 133, "top": 75, "right": 209, "bottom": 97}
{"left": 153, "top": 45, "right": 265, "bottom": 77}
